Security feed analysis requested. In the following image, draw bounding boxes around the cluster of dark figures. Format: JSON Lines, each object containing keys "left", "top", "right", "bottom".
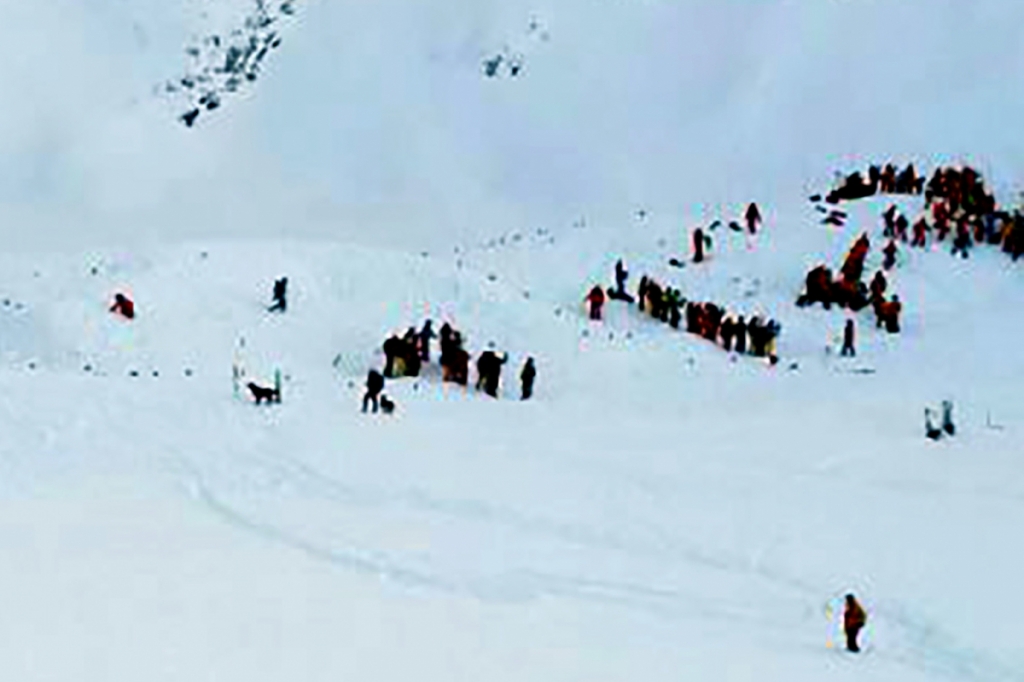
{"left": 586, "top": 261, "right": 781, "bottom": 360}
{"left": 907, "top": 166, "right": 1023, "bottom": 261}
{"left": 797, "top": 234, "right": 902, "bottom": 335}
{"left": 363, "top": 320, "right": 537, "bottom": 413}
{"left": 586, "top": 260, "right": 781, "bottom": 361}
{"left": 821, "top": 162, "right": 925, "bottom": 204}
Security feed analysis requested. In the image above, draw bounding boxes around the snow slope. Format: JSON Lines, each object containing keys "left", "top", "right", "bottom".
{"left": 1, "top": 187, "right": 1023, "bottom": 680}
{"left": 1, "top": 1, "right": 1024, "bottom": 680}
{"left": 3, "top": 1, "right": 1024, "bottom": 252}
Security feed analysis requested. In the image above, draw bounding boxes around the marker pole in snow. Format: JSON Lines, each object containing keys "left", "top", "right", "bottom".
{"left": 232, "top": 336, "right": 246, "bottom": 400}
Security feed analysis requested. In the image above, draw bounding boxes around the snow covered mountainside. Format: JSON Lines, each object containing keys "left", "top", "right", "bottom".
{"left": 1, "top": 190, "right": 1024, "bottom": 680}
{"left": 1, "top": 1, "right": 1024, "bottom": 681}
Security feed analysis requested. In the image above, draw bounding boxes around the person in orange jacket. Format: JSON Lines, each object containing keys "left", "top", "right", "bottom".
{"left": 110, "top": 293, "right": 135, "bottom": 319}
{"left": 843, "top": 594, "right": 867, "bottom": 653}
{"left": 585, "top": 285, "right": 605, "bottom": 321}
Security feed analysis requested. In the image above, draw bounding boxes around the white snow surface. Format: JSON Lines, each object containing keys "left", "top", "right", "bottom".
{"left": 1, "top": 1, "right": 1024, "bottom": 681}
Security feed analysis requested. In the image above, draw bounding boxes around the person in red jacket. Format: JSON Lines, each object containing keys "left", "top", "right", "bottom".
{"left": 843, "top": 594, "right": 867, "bottom": 653}
{"left": 585, "top": 285, "right": 605, "bottom": 321}
{"left": 109, "top": 293, "right": 134, "bottom": 319}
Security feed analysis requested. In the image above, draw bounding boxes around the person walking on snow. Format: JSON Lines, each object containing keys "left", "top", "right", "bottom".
{"left": 843, "top": 594, "right": 867, "bottom": 653}
{"left": 586, "top": 285, "right": 606, "bottom": 321}
{"left": 841, "top": 319, "right": 856, "bottom": 357}
{"left": 520, "top": 357, "right": 536, "bottom": 400}
{"left": 692, "top": 227, "right": 706, "bottom": 263}
{"left": 745, "top": 202, "right": 762, "bottom": 234}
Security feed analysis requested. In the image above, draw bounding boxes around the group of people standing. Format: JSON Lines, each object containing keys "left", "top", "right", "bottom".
{"left": 822, "top": 161, "right": 924, "bottom": 203}
{"left": 363, "top": 319, "right": 537, "bottom": 413}
{"left": 586, "top": 260, "right": 781, "bottom": 362}
{"left": 797, "top": 232, "right": 903, "bottom": 339}
{"left": 909, "top": 165, "right": 1024, "bottom": 261}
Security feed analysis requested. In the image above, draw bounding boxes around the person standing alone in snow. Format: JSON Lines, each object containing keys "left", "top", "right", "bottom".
{"left": 520, "top": 357, "right": 536, "bottom": 400}
{"left": 692, "top": 227, "right": 706, "bottom": 263}
{"left": 745, "top": 202, "right": 762, "bottom": 234}
{"left": 841, "top": 319, "right": 856, "bottom": 357}
{"left": 843, "top": 594, "right": 867, "bottom": 653}
{"left": 268, "top": 277, "right": 288, "bottom": 312}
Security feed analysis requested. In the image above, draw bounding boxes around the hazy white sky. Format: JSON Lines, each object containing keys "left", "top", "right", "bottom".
{"left": 2, "top": 0, "right": 1024, "bottom": 254}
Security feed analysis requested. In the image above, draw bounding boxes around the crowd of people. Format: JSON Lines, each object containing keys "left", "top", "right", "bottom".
{"left": 362, "top": 319, "right": 537, "bottom": 413}
{"left": 896, "top": 165, "right": 1023, "bottom": 261}
{"left": 820, "top": 162, "right": 1024, "bottom": 262}
{"left": 796, "top": 233, "right": 902, "bottom": 335}
{"left": 821, "top": 162, "right": 924, "bottom": 203}
{"left": 587, "top": 261, "right": 781, "bottom": 362}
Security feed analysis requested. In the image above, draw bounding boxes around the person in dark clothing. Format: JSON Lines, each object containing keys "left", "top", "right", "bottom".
{"left": 693, "top": 227, "right": 705, "bottom": 263}
{"left": 362, "top": 369, "right": 385, "bottom": 413}
{"left": 882, "top": 240, "right": 898, "bottom": 270}
{"left": 734, "top": 316, "right": 747, "bottom": 354}
{"left": 476, "top": 350, "right": 507, "bottom": 397}
{"left": 586, "top": 285, "right": 606, "bottom": 321}
{"left": 843, "top": 594, "right": 867, "bottom": 653}
{"left": 925, "top": 407, "right": 943, "bottom": 440}
{"left": 637, "top": 276, "right": 649, "bottom": 311}
{"left": 704, "top": 304, "right": 724, "bottom": 341}
{"left": 895, "top": 214, "right": 909, "bottom": 242}
{"left": 520, "top": 357, "right": 536, "bottom": 400}
{"left": 438, "top": 323, "right": 455, "bottom": 374}
{"left": 647, "top": 281, "right": 663, "bottom": 320}
{"left": 417, "top": 320, "right": 436, "bottom": 362}
{"left": 720, "top": 316, "right": 735, "bottom": 351}
{"left": 912, "top": 218, "right": 928, "bottom": 247}
{"left": 882, "top": 205, "right": 897, "bottom": 237}
{"left": 841, "top": 319, "right": 856, "bottom": 357}
{"left": 383, "top": 334, "right": 404, "bottom": 378}
{"left": 951, "top": 223, "right": 972, "bottom": 259}
{"left": 941, "top": 399, "right": 955, "bottom": 436}
{"left": 746, "top": 202, "right": 762, "bottom": 234}
{"left": 614, "top": 259, "right": 629, "bottom": 296}
{"left": 667, "top": 289, "right": 683, "bottom": 329}
{"left": 748, "top": 316, "right": 769, "bottom": 357}
{"left": 268, "top": 277, "right": 288, "bottom": 312}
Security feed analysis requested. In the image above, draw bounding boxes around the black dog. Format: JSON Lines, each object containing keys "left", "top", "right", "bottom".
{"left": 248, "top": 381, "right": 280, "bottom": 404}
{"left": 379, "top": 395, "right": 395, "bottom": 414}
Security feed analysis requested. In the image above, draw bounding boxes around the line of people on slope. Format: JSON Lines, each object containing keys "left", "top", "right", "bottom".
{"left": 363, "top": 319, "right": 537, "bottom": 413}
{"left": 821, "top": 162, "right": 924, "bottom": 203}
{"left": 585, "top": 263, "right": 781, "bottom": 361}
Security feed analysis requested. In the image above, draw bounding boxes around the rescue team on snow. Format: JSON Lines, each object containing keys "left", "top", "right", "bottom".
{"left": 103, "top": 162, "right": 992, "bottom": 444}
{"left": 100, "top": 160, "right": 1015, "bottom": 655}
